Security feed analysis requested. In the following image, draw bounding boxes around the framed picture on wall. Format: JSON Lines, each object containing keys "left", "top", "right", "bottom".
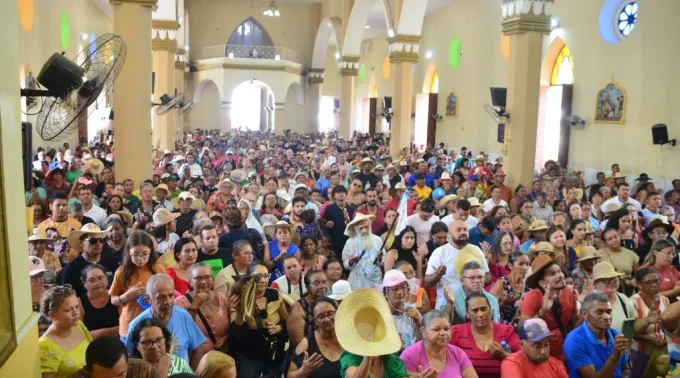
{"left": 594, "top": 79, "right": 626, "bottom": 124}
{"left": 446, "top": 91, "right": 458, "bottom": 117}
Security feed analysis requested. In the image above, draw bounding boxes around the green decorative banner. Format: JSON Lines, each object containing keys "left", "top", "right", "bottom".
{"left": 448, "top": 38, "right": 462, "bottom": 69}
{"left": 358, "top": 63, "right": 367, "bottom": 84}
{"left": 60, "top": 11, "right": 71, "bottom": 49}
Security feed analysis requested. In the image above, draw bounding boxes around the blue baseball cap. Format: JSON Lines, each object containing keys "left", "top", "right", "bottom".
{"left": 518, "top": 318, "right": 552, "bottom": 342}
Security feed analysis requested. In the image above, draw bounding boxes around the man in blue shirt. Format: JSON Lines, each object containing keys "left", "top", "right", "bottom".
{"left": 408, "top": 160, "right": 435, "bottom": 188}
{"left": 563, "top": 292, "right": 630, "bottom": 378}
{"left": 451, "top": 261, "right": 500, "bottom": 324}
{"left": 125, "top": 274, "right": 207, "bottom": 364}
{"left": 468, "top": 216, "right": 497, "bottom": 249}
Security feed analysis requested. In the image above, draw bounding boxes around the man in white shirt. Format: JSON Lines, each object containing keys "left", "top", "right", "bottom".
{"left": 600, "top": 182, "right": 642, "bottom": 213}
{"left": 641, "top": 192, "right": 661, "bottom": 226}
{"left": 425, "top": 220, "right": 489, "bottom": 306}
{"left": 406, "top": 199, "right": 439, "bottom": 245}
{"left": 79, "top": 186, "right": 107, "bottom": 227}
{"left": 441, "top": 199, "right": 478, "bottom": 230}
{"left": 483, "top": 185, "right": 509, "bottom": 212}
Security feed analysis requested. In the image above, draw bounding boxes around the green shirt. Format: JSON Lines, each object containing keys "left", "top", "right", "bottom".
{"left": 339, "top": 351, "right": 409, "bottom": 378}
{"left": 167, "top": 188, "right": 182, "bottom": 200}
{"left": 65, "top": 169, "right": 81, "bottom": 184}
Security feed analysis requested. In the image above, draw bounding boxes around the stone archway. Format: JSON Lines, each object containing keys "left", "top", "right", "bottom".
{"left": 188, "top": 79, "right": 222, "bottom": 131}
{"left": 311, "top": 17, "right": 343, "bottom": 70}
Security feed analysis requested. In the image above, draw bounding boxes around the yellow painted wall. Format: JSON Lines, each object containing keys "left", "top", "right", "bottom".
{"left": 19, "top": 0, "right": 113, "bottom": 150}
{"left": 352, "top": 38, "right": 394, "bottom": 132}
{"left": 188, "top": 80, "right": 222, "bottom": 130}
{"left": 187, "top": 0, "right": 317, "bottom": 65}
{"left": 2, "top": 0, "right": 41, "bottom": 373}
{"left": 322, "top": 48, "right": 341, "bottom": 98}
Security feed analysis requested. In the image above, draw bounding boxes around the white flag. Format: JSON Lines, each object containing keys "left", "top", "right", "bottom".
{"left": 394, "top": 188, "right": 410, "bottom": 236}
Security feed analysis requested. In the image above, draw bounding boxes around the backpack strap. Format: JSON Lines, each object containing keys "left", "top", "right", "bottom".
{"left": 184, "top": 293, "right": 218, "bottom": 345}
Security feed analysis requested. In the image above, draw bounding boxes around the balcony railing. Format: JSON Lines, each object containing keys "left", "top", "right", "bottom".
{"left": 198, "top": 44, "right": 300, "bottom": 64}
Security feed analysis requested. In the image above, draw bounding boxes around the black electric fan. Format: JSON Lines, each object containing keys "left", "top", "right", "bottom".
{"left": 153, "top": 91, "right": 195, "bottom": 115}
{"left": 178, "top": 98, "right": 194, "bottom": 114}
{"left": 20, "top": 34, "right": 127, "bottom": 141}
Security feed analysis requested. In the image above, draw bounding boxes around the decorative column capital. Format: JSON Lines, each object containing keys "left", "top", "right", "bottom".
{"left": 308, "top": 68, "right": 325, "bottom": 84}
{"left": 110, "top": 0, "right": 157, "bottom": 6}
{"left": 501, "top": 0, "right": 553, "bottom": 35}
{"left": 175, "top": 48, "right": 187, "bottom": 66}
{"left": 152, "top": 20, "right": 179, "bottom": 30}
{"left": 337, "top": 56, "right": 359, "bottom": 77}
{"left": 388, "top": 35, "right": 420, "bottom": 64}
{"left": 152, "top": 20, "right": 178, "bottom": 51}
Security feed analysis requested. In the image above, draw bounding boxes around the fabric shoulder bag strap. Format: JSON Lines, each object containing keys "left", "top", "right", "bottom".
{"left": 616, "top": 292, "right": 629, "bottom": 318}
{"left": 184, "top": 293, "right": 218, "bottom": 345}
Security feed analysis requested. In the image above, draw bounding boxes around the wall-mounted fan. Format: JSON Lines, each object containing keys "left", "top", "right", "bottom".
{"left": 483, "top": 103, "right": 509, "bottom": 124}
{"left": 178, "top": 99, "right": 194, "bottom": 114}
{"left": 565, "top": 115, "right": 586, "bottom": 129}
{"left": 153, "top": 92, "right": 183, "bottom": 115}
{"left": 19, "top": 34, "right": 127, "bottom": 141}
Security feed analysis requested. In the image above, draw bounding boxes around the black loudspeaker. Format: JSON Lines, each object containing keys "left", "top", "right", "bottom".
{"left": 497, "top": 123, "right": 505, "bottom": 143}
{"left": 652, "top": 124, "right": 670, "bottom": 145}
{"left": 151, "top": 72, "right": 156, "bottom": 96}
{"left": 383, "top": 96, "right": 392, "bottom": 109}
{"left": 490, "top": 87, "right": 507, "bottom": 108}
{"left": 22, "top": 122, "right": 33, "bottom": 191}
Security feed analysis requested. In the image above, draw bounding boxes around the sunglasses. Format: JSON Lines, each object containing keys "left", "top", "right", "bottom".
{"left": 83, "top": 237, "right": 106, "bottom": 244}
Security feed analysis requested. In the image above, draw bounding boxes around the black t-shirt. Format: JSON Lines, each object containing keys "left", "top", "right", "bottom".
{"left": 174, "top": 209, "right": 198, "bottom": 238}
{"left": 196, "top": 247, "right": 233, "bottom": 277}
{"left": 355, "top": 172, "right": 378, "bottom": 189}
{"left": 61, "top": 254, "right": 118, "bottom": 297}
{"left": 101, "top": 243, "right": 124, "bottom": 285}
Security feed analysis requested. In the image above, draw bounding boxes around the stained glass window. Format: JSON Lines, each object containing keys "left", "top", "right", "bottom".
{"left": 550, "top": 45, "right": 574, "bottom": 86}
{"left": 618, "top": 2, "right": 638, "bottom": 37}
{"left": 227, "top": 18, "right": 273, "bottom": 47}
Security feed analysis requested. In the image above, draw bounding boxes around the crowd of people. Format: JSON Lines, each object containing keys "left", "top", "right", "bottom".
{"left": 25, "top": 129, "right": 680, "bottom": 378}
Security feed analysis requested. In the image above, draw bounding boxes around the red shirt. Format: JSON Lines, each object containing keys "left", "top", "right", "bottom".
{"left": 385, "top": 198, "right": 415, "bottom": 216}
{"left": 521, "top": 288, "right": 577, "bottom": 362}
{"left": 166, "top": 267, "right": 191, "bottom": 295}
{"left": 652, "top": 264, "right": 680, "bottom": 294}
{"left": 450, "top": 322, "right": 521, "bottom": 378}
{"left": 501, "top": 351, "right": 569, "bottom": 378}
{"left": 355, "top": 204, "right": 386, "bottom": 231}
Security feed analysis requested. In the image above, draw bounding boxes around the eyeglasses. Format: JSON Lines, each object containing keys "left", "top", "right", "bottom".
{"left": 658, "top": 250, "right": 677, "bottom": 258}
{"left": 240, "top": 252, "right": 254, "bottom": 257}
{"left": 84, "top": 237, "right": 106, "bottom": 244}
{"left": 652, "top": 230, "right": 670, "bottom": 237}
{"left": 193, "top": 275, "right": 213, "bottom": 282}
{"left": 642, "top": 278, "right": 661, "bottom": 286}
{"left": 131, "top": 253, "right": 151, "bottom": 259}
{"left": 140, "top": 337, "right": 165, "bottom": 349}
{"left": 314, "top": 311, "right": 336, "bottom": 322}
{"left": 598, "top": 277, "right": 618, "bottom": 284}
{"left": 310, "top": 280, "right": 329, "bottom": 288}
{"left": 463, "top": 275, "right": 484, "bottom": 281}
{"left": 326, "top": 267, "right": 342, "bottom": 272}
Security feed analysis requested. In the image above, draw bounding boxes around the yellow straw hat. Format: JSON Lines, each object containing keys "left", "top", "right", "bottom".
{"left": 335, "top": 288, "right": 402, "bottom": 356}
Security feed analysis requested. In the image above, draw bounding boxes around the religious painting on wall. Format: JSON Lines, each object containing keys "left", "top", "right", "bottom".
{"left": 594, "top": 79, "right": 626, "bottom": 123}
{"left": 446, "top": 91, "right": 458, "bottom": 117}
{"left": 25, "top": 68, "right": 39, "bottom": 110}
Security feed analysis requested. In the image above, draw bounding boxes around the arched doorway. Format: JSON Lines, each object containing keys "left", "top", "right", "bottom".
{"left": 536, "top": 40, "right": 575, "bottom": 170}
{"left": 188, "top": 79, "right": 222, "bottom": 131}
{"left": 414, "top": 64, "right": 439, "bottom": 150}
{"left": 231, "top": 80, "right": 275, "bottom": 131}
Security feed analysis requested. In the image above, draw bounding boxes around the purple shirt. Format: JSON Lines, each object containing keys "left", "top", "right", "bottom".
{"left": 400, "top": 341, "right": 472, "bottom": 377}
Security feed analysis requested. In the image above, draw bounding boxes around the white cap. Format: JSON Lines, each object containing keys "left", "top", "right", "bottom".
{"left": 327, "top": 280, "right": 352, "bottom": 300}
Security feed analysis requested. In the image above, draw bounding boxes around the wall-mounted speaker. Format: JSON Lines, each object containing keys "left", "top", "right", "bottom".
{"left": 652, "top": 123, "right": 676, "bottom": 146}
{"left": 497, "top": 123, "right": 505, "bottom": 143}
{"left": 22, "top": 122, "right": 33, "bottom": 191}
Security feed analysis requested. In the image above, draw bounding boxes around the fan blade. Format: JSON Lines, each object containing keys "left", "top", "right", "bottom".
{"left": 179, "top": 101, "right": 194, "bottom": 114}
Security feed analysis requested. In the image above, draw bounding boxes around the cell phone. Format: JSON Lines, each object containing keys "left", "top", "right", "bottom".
{"left": 622, "top": 318, "right": 635, "bottom": 347}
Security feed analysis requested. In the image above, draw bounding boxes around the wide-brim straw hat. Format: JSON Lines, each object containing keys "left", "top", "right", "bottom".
{"left": 177, "top": 191, "right": 196, "bottom": 201}
{"left": 264, "top": 221, "right": 297, "bottom": 238}
{"left": 440, "top": 172, "right": 452, "bottom": 180}
{"left": 345, "top": 213, "right": 376, "bottom": 236}
{"left": 532, "top": 241, "right": 555, "bottom": 255}
{"left": 67, "top": 224, "right": 111, "bottom": 252}
{"left": 526, "top": 255, "right": 557, "bottom": 289}
{"left": 28, "top": 228, "right": 55, "bottom": 242}
{"left": 642, "top": 216, "right": 675, "bottom": 241}
{"left": 153, "top": 208, "right": 180, "bottom": 227}
{"left": 455, "top": 246, "right": 485, "bottom": 278}
{"left": 155, "top": 184, "right": 170, "bottom": 195}
{"left": 563, "top": 188, "right": 584, "bottom": 201}
{"left": 467, "top": 197, "right": 481, "bottom": 207}
{"left": 386, "top": 164, "right": 397, "bottom": 172}
{"left": 230, "top": 169, "right": 247, "bottom": 182}
{"left": 335, "top": 288, "right": 402, "bottom": 356}
{"left": 360, "top": 157, "right": 376, "bottom": 168}
{"left": 606, "top": 203, "right": 621, "bottom": 213}
{"left": 217, "top": 178, "right": 234, "bottom": 189}
{"left": 84, "top": 159, "right": 105, "bottom": 175}
{"left": 593, "top": 261, "right": 624, "bottom": 281}
{"left": 394, "top": 183, "right": 407, "bottom": 190}
{"left": 528, "top": 219, "right": 549, "bottom": 232}
{"left": 575, "top": 246, "right": 600, "bottom": 263}
{"left": 440, "top": 194, "right": 458, "bottom": 207}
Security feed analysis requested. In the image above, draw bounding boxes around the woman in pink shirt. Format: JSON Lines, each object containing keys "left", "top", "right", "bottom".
{"left": 642, "top": 239, "right": 680, "bottom": 299}
{"left": 400, "top": 310, "right": 478, "bottom": 378}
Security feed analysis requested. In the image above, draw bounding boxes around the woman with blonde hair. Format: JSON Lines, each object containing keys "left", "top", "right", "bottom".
{"left": 195, "top": 351, "right": 236, "bottom": 378}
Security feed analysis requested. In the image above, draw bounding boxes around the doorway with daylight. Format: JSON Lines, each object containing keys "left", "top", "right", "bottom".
{"left": 415, "top": 64, "right": 439, "bottom": 150}
{"left": 536, "top": 39, "right": 574, "bottom": 170}
{"left": 231, "top": 80, "right": 275, "bottom": 131}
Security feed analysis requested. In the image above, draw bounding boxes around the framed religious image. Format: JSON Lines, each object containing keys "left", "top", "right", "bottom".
{"left": 594, "top": 79, "right": 626, "bottom": 123}
{"left": 446, "top": 91, "right": 458, "bottom": 117}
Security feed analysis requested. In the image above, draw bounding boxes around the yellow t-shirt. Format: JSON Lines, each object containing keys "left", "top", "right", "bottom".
{"left": 413, "top": 185, "right": 432, "bottom": 201}
{"left": 39, "top": 321, "right": 92, "bottom": 378}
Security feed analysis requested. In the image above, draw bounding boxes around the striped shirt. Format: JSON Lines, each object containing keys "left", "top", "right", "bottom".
{"left": 629, "top": 294, "right": 669, "bottom": 355}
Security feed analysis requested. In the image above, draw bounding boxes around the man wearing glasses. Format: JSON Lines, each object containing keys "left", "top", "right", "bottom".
{"left": 61, "top": 224, "right": 113, "bottom": 296}
{"left": 452, "top": 261, "right": 500, "bottom": 324}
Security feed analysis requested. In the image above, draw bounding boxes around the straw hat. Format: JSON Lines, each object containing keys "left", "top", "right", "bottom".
{"left": 394, "top": 183, "right": 407, "bottom": 190}
{"left": 112, "top": 211, "right": 134, "bottom": 227}
{"left": 475, "top": 154, "right": 485, "bottom": 161}
{"left": 335, "top": 288, "right": 402, "bottom": 356}
{"left": 605, "top": 202, "right": 620, "bottom": 213}
{"left": 467, "top": 197, "right": 481, "bottom": 207}
{"left": 345, "top": 213, "right": 376, "bottom": 236}
{"left": 28, "top": 256, "right": 47, "bottom": 276}
{"left": 562, "top": 188, "right": 584, "bottom": 201}
{"left": 528, "top": 219, "right": 549, "bottom": 232}
{"left": 440, "top": 172, "right": 452, "bottom": 181}
{"left": 440, "top": 194, "right": 458, "bottom": 208}
{"left": 526, "top": 255, "right": 557, "bottom": 289}
{"left": 532, "top": 241, "right": 555, "bottom": 255}
{"left": 177, "top": 191, "right": 196, "bottom": 201}
{"left": 84, "top": 159, "right": 105, "bottom": 175}
{"left": 575, "top": 246, "right": 600, "bottom": 263}
{"left": 28, "top": 228, "right": 55, "bottom": 242}
{"left": 399, "top": 161, "right": 409, "bottom": 167}
{"left": 153, "top": 208, "right": 180, "bottom": 227}
{"left": 217, "top": 178, "right": 234, "bottom": 189}
{"left": 276, "top": 189, "right": 291, "bottom": 203}
{"left": 455, "top": 246, "right": 485, "bottom": 278}
{"left": 386, "top": 164, "right": 397, "bottom": 172}
{"left": 209, "top": 211, "right": 223, "bottom": 220}
{"left": 230, "top": 169, "right": 247, "bottom": 182}
{"left": 294, "top": 172, "right": 308, "bottom": 180}
{"left": 163, "top": 149, "right": 173, "bottom": 156}
{"left": 360, "top": 157, "right": 376, "bottom": 168}
{"left": 67, "top": 224, "right": 112, "bottom": 252}
{"left": 592, "top": 261, "right": 623, "bottom": 281}
{"left": 264, "top": 221, "right": 297, "bottom": 238}
{"left": 328, "top": 280, "right": 353, "bottom": 301}
{"left": 155, "top": 184, "right": 170, "bottom": 195}
{"left": 614, "top": 172, "right": 627, "bottom": 179}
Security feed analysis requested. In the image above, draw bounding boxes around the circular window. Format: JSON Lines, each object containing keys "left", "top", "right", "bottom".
{"left": 618, "top": 1, "right": 638, "bottom": 37}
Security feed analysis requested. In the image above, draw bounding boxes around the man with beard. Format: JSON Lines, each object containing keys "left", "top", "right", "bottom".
{"left": 38, "top": 194, "right": 81, "bottom": 263}
{"left": 286, "top": 269, "right": 329, "bottom": 346}
{"left": 121, "top": 179, "right": 140, "bottom": 207}
{"left": 195, "top": 224, "right": 231, "bottom": 276}
{"left": 341, "top": 213, "right": 384, "bottom": 289}
{"left": 288, "top": 196, "right": 306, "bottom": 236}
{"left": 452, "top": 261, "right": 500, "bottom": 324}
{"left": 79, "top": 186, "right": 108, "bottom": 227}
{"left": 406, "top": 198, "right": 438, "bottom": 245}
{"left": 600, "top": 181, "right": 642, "bottom": 213}
{"left": 291, "top": 184, "right": 319, "bottom": 217}
{"left": 425, "top": 220, "right": 489, "bottom": 306}
{"left": 519, "top": 255, "right": 579, "bottom": 363}
{"left": 355, "top": 158, "right": 378, "bottom": 189}
{"left": 125, "top": 274, "right": 207, "bottom": 365}
{"left": 323, "top": 185, "right": 355, "bottom": 259}
{"left": 61, "top": 224, "right": 113, "bottom": 297}
{"left": 501, "top": 318, "right": 569, "bottom": 377}
{"left": 355, "top": 188, "right": 386, "bottom": 231}
{"left": 564, "top": 292, "right": 630, "bottom": 378}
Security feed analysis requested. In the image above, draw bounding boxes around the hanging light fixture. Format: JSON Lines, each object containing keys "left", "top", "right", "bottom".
{"left": 263, "top": 0, "right": 280, "bottom": 17}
